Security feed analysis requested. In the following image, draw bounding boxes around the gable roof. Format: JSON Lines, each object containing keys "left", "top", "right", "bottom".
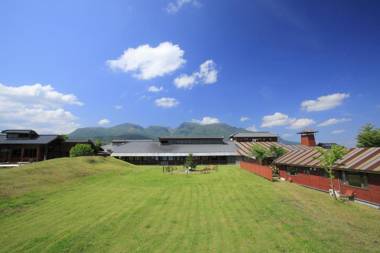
{"left": 108, "top": 139, "right": 238, "bottom": 157}
{"left": 230, "top": 132, "right": 278, "bottom": 138}
{"left": 235, "top": 141, "right": 311, "bottom": 157}
{"left": 0, "top": 134, "right": 60, "bottom": 145}
{"left": 275, "top": 147, "right": 380, "bottom": 174}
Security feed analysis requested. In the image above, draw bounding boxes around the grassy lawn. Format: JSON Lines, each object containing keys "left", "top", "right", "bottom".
{"left": 0, "top": 157, "right": 380, "bottom": 252}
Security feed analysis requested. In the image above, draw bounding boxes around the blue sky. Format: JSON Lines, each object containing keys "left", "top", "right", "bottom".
{"left": 0, "top": 0, "right": 379, "bottom": 146}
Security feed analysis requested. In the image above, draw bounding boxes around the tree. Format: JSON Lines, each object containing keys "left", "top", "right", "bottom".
{"left": 184, "top": 153, "right": 196, "bottom": 169}
{"left": 316, "top": 145, "right": 348, "bottom": 199}
{"left": 94, "top": 139, "right": 102, "bottom": 153}
{"left": 357, "top": 123, "right": 380, "bottom": 147}
{"left": 269, "top": 145, "right": 286, "bottom": 159}
{"left": 251, "top": 144, "right": 270, "bottom": 164}
{"left": 69, "top": 144, "right": 94, "bottom": 157}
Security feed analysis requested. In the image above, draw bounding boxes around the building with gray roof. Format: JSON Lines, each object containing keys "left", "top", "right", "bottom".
{"left": 104, "top": 137, "right": 239, "bottom": 165}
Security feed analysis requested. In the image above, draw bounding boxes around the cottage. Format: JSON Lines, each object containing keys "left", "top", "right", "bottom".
{"left": 0, "top": 129, "right": 95, "bottom": 164}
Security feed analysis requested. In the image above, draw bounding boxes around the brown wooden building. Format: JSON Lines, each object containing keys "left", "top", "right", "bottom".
{"left": 0, "top": 130, "right": 95, "bottom": 164}
{"left": 229, "top": 132, "right": 278, "bottom": 142}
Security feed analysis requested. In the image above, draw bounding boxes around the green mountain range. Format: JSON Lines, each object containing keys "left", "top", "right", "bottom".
{"left": 69, "top": 122, "right": 246, "bottom": 142}
{"left": 69, "top": 122, "right": 297, "bottom": 144}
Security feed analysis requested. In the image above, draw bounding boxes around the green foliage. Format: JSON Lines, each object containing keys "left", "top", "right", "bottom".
{"left": 357, "top": 123, "right": 380, "bottom": 147}
{"left": 94, "top": 139, "right": 102, "bottom": 152}
{"left": 69, "top": 144, "right": 95, "bottom": 157}
{"left": 251, "top": 144, "right": 270, "bottom": 164}
{"left": 184, "top": 153, "right": 197, "bottom": 169}
{"left": 269, "top": 145, "right": 286, "bottom": 159}
{"left": 316, "top": 145, "right": 348, "bottom": 199}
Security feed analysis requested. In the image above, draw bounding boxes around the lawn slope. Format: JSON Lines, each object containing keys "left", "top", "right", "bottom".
{"left": 0, "top": 161, "right": 379, "bottom": 253}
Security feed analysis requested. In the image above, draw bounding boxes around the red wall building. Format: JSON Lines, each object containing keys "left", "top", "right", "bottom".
{"left": 276, "top": 148, "right": 380, "bottom": 207}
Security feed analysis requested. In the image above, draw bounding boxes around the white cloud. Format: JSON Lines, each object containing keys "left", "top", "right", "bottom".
{"left": 148, "top": 85, "right": 164, "bottom": 93}
{"left": 240, "top": 116, "right": 249, "bottom": 122}
{"left": 174, "top": 74, "right": 197, "bottom": 89}
{"left": 318, "top": 118, "right": 351, "bottom": 127}
{"left": 192, "top": 116, "right": 220, "bottom": 125}
{"left": 166, "top": 0, "right": 200, "bottom": 14}
{"left": 246, "top": 125, "right": 258, "bottom": 131}
{"left": 155, "top": 97, "right": 179, "bottom": 108}
{"left": 98, "top": 118, "right": 110, "bottom": 126}
{"left": 114, "top": 105, "right": 123, "bottom": 110}
{"left": 261, "top": 112, "right": 292, "bottom": 128}
{"left": 174, "top": 60, "right": 218, "bottom": 89}
{"left": 288, "top": 118, "right": 316, "bottom": 129}
{"left": 301, "top": 93, "right": 350, "bottom": 112}
{"left": 0, "top": 83, "right": 82, "bottom": 134}
{"left": 332, "top": 129, "right": 345, "bottom": 134}
{"left": 261, "top": 112, "right": 315, "bottom": 129}
{"left": 107, "top": 42, "right": 185, "bottom": 80}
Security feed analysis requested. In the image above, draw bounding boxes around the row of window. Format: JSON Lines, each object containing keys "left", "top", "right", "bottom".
{"left": 285, "top": 166, "right": 369, "bottom": 188}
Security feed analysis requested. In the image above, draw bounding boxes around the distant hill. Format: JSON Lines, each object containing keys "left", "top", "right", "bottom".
{"left": 69, "top": 122, "right": 298, "bottom": 144}
{"left": 69, "top": 122, "right": 248, "bottom": 143}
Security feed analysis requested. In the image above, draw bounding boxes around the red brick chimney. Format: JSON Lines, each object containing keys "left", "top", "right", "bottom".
{"left": 297, "top": 129, "right": 318, "bottom": 146}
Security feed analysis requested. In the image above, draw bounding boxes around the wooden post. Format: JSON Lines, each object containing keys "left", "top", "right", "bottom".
{"left": 36, "top": 146, "right": 40, "bottom": 162}
{"left": 44, "top": 145, "right": 48, "bottom": 160}
{"left": 20, "top": 147, "right": 24, "bottom": 162}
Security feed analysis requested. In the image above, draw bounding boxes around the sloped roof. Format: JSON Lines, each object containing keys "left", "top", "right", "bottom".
{"left": 0, "top": 134, "right": 60, "bottom": 145}
{"left": 275, "top": 147, "right": 380, "bottom": 174}
{"left": 230, "top": 132, "right": 278, "bottom": 138}
{"left": 108, "top": 140, "right": 238, "bottom": 157}
{"left": 235, "top": 141, "right": 311, "bottom": 157}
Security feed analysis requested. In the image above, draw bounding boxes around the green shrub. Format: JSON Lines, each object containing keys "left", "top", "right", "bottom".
{"left": 69, "top": 144, "right": 94, "bottom": 157}
{"left": 184, "top": 153, "right": 197, "bottom": 169}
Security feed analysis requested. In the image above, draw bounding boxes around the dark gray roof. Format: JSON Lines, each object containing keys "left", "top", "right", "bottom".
{"left": 0, "top": 134, "right": 60, "bottom": 145}
{"left": 1, "top": 129, "right": 38, "bottom": 135}
{"left": 230, "top": 132, "right": 278, "bottom": 138}
{"left": 159, "top": 136, "right": 224, "bottom": 140}
{"left": 107, "top": 140, "right": 238, "bottom": 157}
{"left": 65, "top": 139, "right": 93, "bottom": 143}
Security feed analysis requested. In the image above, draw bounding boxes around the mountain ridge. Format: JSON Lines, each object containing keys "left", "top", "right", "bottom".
{"left": 69, "top": 122, "right": 298, "bottom": 144}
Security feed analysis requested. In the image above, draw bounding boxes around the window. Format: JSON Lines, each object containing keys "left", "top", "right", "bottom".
{"left": 287, "top": 167, "right": 298, "bottom": 175}
{"left": 343, "top": 172, "right": 368, "bottom": 188}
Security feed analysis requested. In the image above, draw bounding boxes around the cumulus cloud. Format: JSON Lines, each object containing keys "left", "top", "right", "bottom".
{"left": 155, "top": 97, "right": 179, "bottom": 108}
{"left": 114, "top": 105, "right": 123, "bottom": 110}
{"left": 246, "top": 125, "right": 258, "bottom": 131}
{"left": 0, "top": 83, "right": 82, "bottom": 133}
{"left": 166, "top": 0, "right": 200, "bottom": 14}
{"left": 261, "top": 112, "right": 315, "bottom": 129}
{"left": 288, "top": 118, "right": 316, "bottom": 129}
{"left": 192, "top": 116, "right": 220, "bottom": 125}
{"left": 261, "top": 112, "right": 292, "bottom": 128}
{"left": 98, "top": 118, "right": 110, "bottom": 126}
{"left": 107, "top": 42, "right": 185, "bottom": 80}
{"left": 174, "top": 60, "right": 218, "bottom": 89}
{"left": 240, "top": 116, "right": 249, "bottom": 122}
{"left": 318, "top": 118, "right": 351, "bottom": 127}
{"left": 332, "top": 129, "right": 345, "bottom": 134}
{"left": 301, "top": 93, "right": 350, "bottom": 112}
{"left": 148, "top": 85, "right": 164, "bottom": 93}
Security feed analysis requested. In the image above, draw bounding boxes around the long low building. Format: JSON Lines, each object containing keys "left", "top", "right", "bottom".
{"left": 0, "top": 129, "right": 95, "bottom": 163}
{"left": 104, "top": 136, "right": 239, "bottom": 165}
